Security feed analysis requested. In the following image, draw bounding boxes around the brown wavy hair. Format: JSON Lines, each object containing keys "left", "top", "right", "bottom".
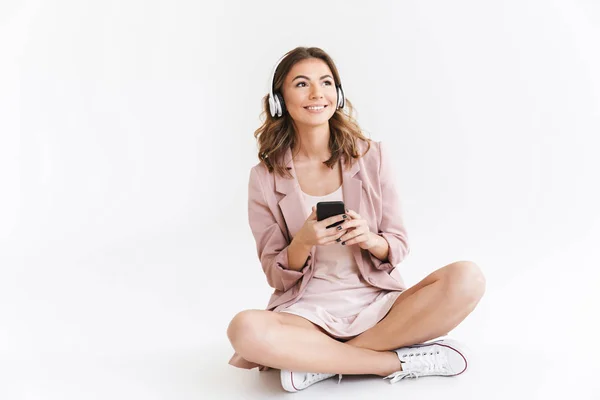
{"left": 254, "top": 46, "right": 371, "bottom": 178}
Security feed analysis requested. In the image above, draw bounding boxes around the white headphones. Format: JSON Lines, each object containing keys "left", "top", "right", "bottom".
{"left": 268, "top": 53, "right": 346, "bottom": 118}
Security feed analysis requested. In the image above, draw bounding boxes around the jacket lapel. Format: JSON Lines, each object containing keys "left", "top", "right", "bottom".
{"left": 274, "top": 147, "right": 308, "bottom": 240}
{"left": 341, "top": 154, "right": 366, "bottom": 277}
{"left": 342, "top": 155, "right": 362, "bottom": 225}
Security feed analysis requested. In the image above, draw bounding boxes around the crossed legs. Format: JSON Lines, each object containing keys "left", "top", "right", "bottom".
{"left": 227, "top": 260, "right": 486, "bottom": 376}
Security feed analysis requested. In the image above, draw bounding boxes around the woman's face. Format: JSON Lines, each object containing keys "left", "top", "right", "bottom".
{"left": 281, "top": 58, "right": 338, "bottom": 129}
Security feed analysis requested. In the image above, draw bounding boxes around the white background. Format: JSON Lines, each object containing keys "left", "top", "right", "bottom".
{"left": 1, "top": 0, "right": 599, "bottom": 398}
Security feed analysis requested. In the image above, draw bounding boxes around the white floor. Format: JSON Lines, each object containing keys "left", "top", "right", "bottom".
{"left": 0, "top": 339, "right": 596, "bottom": 399}
{"left": 1, "top": 227, "right": 599, "bottom": 399}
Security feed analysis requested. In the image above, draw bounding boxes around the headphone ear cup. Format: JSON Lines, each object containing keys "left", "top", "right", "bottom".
{"left": 275, "top": 92, "right": 286, "bottom": 116}
{"left": 336, "top": 85, "right": 345, "bottom": 109}
{"left": 269, "top": 94, "right": 277, "bottom": 117}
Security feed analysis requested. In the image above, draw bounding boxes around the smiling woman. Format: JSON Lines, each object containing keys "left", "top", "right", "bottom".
{"left": 255, "top": 47, "right": 367, "bottom": 179}
{"left": 226, "top": 46, "right": 485, "bottom": 393}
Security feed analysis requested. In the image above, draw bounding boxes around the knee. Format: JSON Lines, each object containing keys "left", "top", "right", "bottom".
{"left": 443, "top": 261, "right": 486, "bottom": 304}
{"left": 227, "top": 309, "right": 273, "bottom": 355}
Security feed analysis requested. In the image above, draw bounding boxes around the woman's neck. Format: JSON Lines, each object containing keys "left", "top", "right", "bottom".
{"left": 292, "top": 125, "right": 331, "bottom": 162}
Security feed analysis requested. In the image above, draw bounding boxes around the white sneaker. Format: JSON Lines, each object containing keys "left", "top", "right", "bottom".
{"left": 383, "top": 338, "right": 468, "bottom": 384}
{"left": 280, "top": 369, "right": 341, "bottom": 392}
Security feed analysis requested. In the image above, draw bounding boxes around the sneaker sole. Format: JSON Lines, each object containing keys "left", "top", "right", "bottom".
{"left": 280, "top": 370, "right": 300, "bottom": 392}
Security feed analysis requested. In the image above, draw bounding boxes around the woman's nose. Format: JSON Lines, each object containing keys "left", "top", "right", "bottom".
{"left": 309, "top": 88, "right": 324, "bottom": 99}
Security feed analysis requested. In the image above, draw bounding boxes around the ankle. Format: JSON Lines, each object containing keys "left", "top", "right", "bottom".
{"left": 377, "top": 351, "right": 402, "bottom": 377}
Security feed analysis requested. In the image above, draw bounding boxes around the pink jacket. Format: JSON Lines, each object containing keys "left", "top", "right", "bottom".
{"left": 229, "top": 140, "right": 410, "bottom": 370}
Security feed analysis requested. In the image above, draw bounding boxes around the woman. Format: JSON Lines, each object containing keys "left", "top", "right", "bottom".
{"left": 227, "top": 46, "right": 486, "bottom": 392}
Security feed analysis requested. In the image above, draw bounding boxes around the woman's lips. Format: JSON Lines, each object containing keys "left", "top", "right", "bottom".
{"left": 303, "top": 105, "right": 328, "bottom": 114}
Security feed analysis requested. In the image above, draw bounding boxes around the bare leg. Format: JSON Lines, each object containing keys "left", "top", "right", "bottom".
{"left": 227, "top": 310, "right": 401, "bottom": 376}
{"left": 346, "top": 261, "right": 486, "bottom": 351}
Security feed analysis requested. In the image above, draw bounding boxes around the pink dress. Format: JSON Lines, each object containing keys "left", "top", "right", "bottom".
{"left": 273, "top": 184, "right": 403, "bottom": 340}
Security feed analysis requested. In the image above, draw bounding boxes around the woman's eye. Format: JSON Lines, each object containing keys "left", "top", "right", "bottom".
{"left": 296, "top": 81, "right": 333, "bottom": 87}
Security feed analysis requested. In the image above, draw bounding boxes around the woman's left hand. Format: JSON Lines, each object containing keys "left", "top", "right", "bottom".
{"left": 337, "top": 209, "right": 379, "bottom": 250}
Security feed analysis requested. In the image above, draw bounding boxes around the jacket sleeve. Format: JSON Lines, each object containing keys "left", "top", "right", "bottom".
{"left": 248, "top": 167, "right": 312, "bottom": 291}
{"left": 373, "top": 141, "right": 410, "bottom": 269}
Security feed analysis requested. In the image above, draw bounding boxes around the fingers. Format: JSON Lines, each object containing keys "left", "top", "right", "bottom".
{"left": 315, "top": 217, "right": 349, "bottom": 243}
{"left": 338, "top": 226, "right": 369, "bottom": 246}
{"left": 308, "top": 206, "right": 317, "bottom": 220}
{"left": 331, "top": 219, "right": 359, "bottom": 230}
{"left": 308, "top": 208, "right": 369, "bottom": 246}
{"left": 320, "top": 213, "right": 347, "bottom": 229}
{"left": 320, "top": 220, "right": 362, "bottom": 245}
{"left": 345, "top": 209, "right": 361, "bottom": 219}
{"left": 320, "top": 227, "right": 350, "bottom": 245}
{"left": 319, "top": 221, "right": 348, "bottom": 242}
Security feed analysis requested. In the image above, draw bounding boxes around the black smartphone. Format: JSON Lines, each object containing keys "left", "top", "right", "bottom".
{"left": 317, "top": 201, "right": 346, "bottom": 229}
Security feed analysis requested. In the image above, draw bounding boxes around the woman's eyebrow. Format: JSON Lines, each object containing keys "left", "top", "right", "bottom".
{"left": 291, "top": 74, "right": 333, "bottom": 82}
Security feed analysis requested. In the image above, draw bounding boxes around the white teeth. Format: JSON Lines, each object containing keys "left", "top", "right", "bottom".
{"left": 306, "top": 106, "right": 325, "bottom": 110}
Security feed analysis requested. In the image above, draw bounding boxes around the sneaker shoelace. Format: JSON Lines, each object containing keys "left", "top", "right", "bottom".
{"left": 383, "top": 347, "right": 451, "bottom": 384}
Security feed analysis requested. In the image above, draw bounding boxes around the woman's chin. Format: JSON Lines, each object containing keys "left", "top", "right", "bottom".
{"left": 294, "top": 114, "right": 334, "bottom": 127}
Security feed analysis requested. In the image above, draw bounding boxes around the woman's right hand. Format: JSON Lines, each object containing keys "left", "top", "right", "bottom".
{"left": 294, "top": 206, "right": 349, "bottom": 247}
